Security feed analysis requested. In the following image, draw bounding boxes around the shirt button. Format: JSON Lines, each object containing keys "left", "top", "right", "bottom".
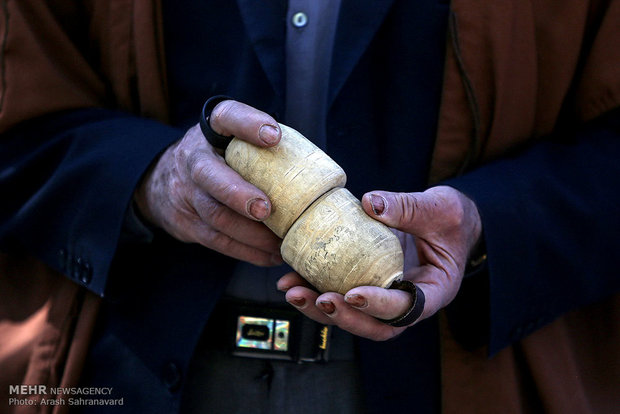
{"left": 291, "top": 12, "right": 308, "bottom": 28}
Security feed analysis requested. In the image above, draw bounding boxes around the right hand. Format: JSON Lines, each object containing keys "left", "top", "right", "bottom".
{"left": 134, "top": 100, "right": 284, "bottom": 266}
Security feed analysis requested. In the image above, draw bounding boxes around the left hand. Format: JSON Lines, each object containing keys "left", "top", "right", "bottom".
{"left": 277, "top": 185, "right": 482, "bottom": 341}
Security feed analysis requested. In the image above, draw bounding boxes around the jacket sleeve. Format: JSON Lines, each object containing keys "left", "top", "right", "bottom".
{"left": 445, "top": 107, "right": 620, "bottom": 354}
{"left": 0, "top": 0, "right": 180, "bottom": 295}
{"left": 0, "top": 108, "right": 182, "bottom": 296}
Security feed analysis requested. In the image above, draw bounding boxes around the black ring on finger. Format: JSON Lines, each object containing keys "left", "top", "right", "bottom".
{"left": 377, "top": 280, "right": 425, "bottom": 327}
{"left": 200, "top": 95, "right": 234, "bottom": 150}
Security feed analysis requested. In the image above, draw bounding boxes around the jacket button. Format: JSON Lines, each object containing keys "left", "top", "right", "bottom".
{"left": 72, "top": 257, "right": 82, "bottom": 280}
{"left": 74, "top": 257, "right": 92, "bottom": 285}
{"left": 162, "top": 362, "right": 182, "bottom": 391}
{"left": 80, "top": 262, "right": 92, "bottom": 285}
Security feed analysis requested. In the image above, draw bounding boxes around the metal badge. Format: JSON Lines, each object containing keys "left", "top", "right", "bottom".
{"left": 235, "top": 316, "right": 291, "bottom": 352}
{"left": 230, "top": 304, "right": 331, "bottom": 362}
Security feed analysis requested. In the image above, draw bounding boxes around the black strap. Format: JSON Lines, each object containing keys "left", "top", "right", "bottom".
{"left": 377, "top": 280, "right": 425, "bottom": 327}
{"left": 200, "top": 95, "right": 234, "bottom": 150}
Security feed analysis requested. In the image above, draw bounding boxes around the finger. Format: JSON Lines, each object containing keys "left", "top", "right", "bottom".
{"left": 210, "top": 100, "right": 281, "bottom": 147}
{"left": 182, "top": 132, "right": 273, "bottom": 221}
{"left": 404, "top": 265, "right": 462, "bottom": 322}
{"left": 190, "top": 219, "right": 283, "bottom": 266}
{"left": 192, "top": 193, "right": 281, "bottom": 254}
{"left": 313, "top": 292, "right": 406, "bottom": 341}
{"left": 284, "top": 286, "right": 334, "bottom": 325}
{"left": 361, "top": 190, "right": 436, "bottom": 235}
{"left": 276, "top": 272, "right": 314, "bottom": 292}
{"left": 343, "top": 285, "right": 413, "bottom": 320}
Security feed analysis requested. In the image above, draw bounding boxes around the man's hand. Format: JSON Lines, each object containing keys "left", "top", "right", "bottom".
{"left": 277, "top": 186, "right": 482, "bottom": 340}
{"left": 134, "top": 100, "right": 284, "bottom": 266}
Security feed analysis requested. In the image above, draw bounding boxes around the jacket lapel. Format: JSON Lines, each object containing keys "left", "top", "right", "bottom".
{"left": 235, "top": 0, "right": 395, "bottom": 106}
{"left": 236, "top": 0, "right": 287, "bottom": 99}
{"left": 328, "top": 0, "right": 396, "bottom": 106}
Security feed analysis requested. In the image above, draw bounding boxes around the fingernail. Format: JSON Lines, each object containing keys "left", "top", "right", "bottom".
{"left": 287, "top": 297, "right": 305, "bottom": 307}
{"left": 259, "top": 124, "right": 279, "bottom": 145}
{"left": 345, "top": 294, "right": 367, "bottom": 309}
{"left": 370, "top": 194, "right": 386, "bottom": 216}
{"left": 317, "top": 300, "right": 336, "bottom": 315}
{"left": 247, "top": 198, "right": 270, "bottom": 220}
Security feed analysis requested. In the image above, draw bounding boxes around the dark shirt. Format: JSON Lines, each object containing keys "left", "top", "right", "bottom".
{"left": 284, "top": 0, "right": 341, "bottom": 147}
{"left": 161, "top": 0, "right": 448, "bottom": 412}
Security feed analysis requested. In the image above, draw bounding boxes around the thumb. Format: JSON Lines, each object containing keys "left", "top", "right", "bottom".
{"left": 361, "top": 190, "right": 439, "bottom": 235}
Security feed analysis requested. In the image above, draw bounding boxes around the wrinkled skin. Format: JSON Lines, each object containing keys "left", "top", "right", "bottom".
{"left": 135, "top": 100, "right": 482, "bottom": 340}
{"left": 278, "top": 187, "right": 482, "bottom": 340}
{"left": 134, "top": 100, "right": 283, "bottom": 266}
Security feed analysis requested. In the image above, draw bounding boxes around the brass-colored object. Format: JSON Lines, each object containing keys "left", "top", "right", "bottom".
{"left": 225, "top": 124, "right": 403, "bottom": 294}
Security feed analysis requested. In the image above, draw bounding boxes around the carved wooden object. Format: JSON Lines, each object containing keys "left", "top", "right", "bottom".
{"left": 225, "top": 124, "right": 403, "bottom": 294}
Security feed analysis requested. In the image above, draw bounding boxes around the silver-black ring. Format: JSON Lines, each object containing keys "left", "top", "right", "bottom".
{"left": 199, "top": 95, "right": 234, "bottom": 150}
{"left": 377, "top": 280, "right": 425, "bottom": 327}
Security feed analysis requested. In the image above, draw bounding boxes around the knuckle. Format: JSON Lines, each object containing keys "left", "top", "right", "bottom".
{"left": 187, "top": 156, "right": 245, "bottom": 211}
{"left": 444, "top": 196, "right": 466, "bottom": 229}
{"left": 203, "top": 199, "right": 230, "bottom": 229}
{"left": 213, "top": 182, "right": 241, "bottom": 206}
{"left": 211, "top": 100, "right": 235, "bottom": 131}
{"left": 173, "top": 138, "right": 194, "bottom": 167}
{"left": 169, "top": 175, "right": 186, "bottom": 202}
{"left": 433, "top": 187, "right": 466, "bottom": 228}
{"left": 193, "top": 228, "right": 214, "bottom": 248}
{"left": 165, "top": 213, "right": 194, "bottom": 243}
{"left": 397, "top": 193, "right": 419, "bottom": 227}
{"left": 200, "top": 228, "right": 231, "bottom": 250}
{"left": 188, "top": 156, "right": 212, "bottom": 184}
